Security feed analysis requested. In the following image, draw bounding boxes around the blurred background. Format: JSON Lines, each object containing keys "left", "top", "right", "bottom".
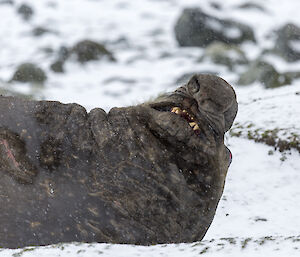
{"left": 0, "top": 0, "right": 300, "bottom": 255}
{"left": 1, "top": 0, "right": 299, "bottom": 153}
{"left": 1, "top": 0, "right": 300, "bottom": 109}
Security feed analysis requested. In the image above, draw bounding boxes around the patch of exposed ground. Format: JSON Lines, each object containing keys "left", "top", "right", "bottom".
{"left": 229, "top": 121, "right": 300, "bottom": 156}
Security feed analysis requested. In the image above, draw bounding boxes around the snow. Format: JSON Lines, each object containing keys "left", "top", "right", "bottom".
{"left": 0, "top": 0, "right": 300, "bottom": 256}
{"left": 1, "top": 235, "right": 299, "bottom": 257}
{"left": 234, "top": 83, "right": 300, "bottom": 140}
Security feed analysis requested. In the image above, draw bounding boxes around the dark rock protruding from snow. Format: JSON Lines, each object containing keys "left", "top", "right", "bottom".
{"left": 50, "top": 40, "right": 116, "bottom": 72}
{"left": 32, "top": 26, "right": 55, "bottom": 37}
{"left": 11, "top": 63, "right": 47, "bottom": 84}
{"left": 237, "top": 60, "right": 291, "bottom": 88}
{"left": 71, "top": 40, "right": 116, "bottom": 63}
{"left": 174, "top": 8, "right": 256, "bottom": 47}
{"left": 236, "top": 2, "right": 266, "bottom": 12}
{"left": 274, "top": 23, "right": 300, "bottom": 62}
{"left": 50, "top": 46, "right": 69, "bottom": 73}
{"left": 0, "top": 0, "right": 14, "bottom": 5}
{"left": 17, "top": 3, "right": 34, "bottom": 21}
{"left": 200, "top": 42, "right": 248, "bottom": 70}
{"left": 50, "top": 60, "right": 64, "bottom": 73}
{"left": 175, "top": 71, "right": 218, "bottom": 85}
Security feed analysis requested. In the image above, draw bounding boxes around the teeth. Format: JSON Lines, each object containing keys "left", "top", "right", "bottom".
{"left": 193, "top": 124, "right": 200, "bottom": 131}
{"left": 171, "top": 106, "right": 200, "bottom": 133}
{"left": 171, "top": 107, "right": 181, "bottom": 114}
{"left": 189, "top": 122, "right": 200, "bottom": 131}
{"left": 189, "top": 122, "right": 197, "bottom": 128}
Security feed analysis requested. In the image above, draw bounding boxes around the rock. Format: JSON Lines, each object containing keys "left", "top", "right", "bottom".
{"left": 103, "top": 77, "right": 137, "bottom": 85}
{"left": 50, "top": 41, "right": 115, "bottom": 72}
{"left": 56, "top": 46, "right": 70, "bottom": 62}
{"left": 284, "top": 71, "right": 300, "bottom": 80}
{"left": 17, "top": 3, "right": 34, "bottom": 21}
{"left": 50, "top": 60, "right": 64, "bottom": 73}
{"left": 71, "top": 40, "right": 116, "bottom": 63}
{"left": 210, "top": 2, "right": 222, "bottom": 10}
{"left": 274, "top": 23, "right": 300, "bottom": 62}
{"left": 32, "top": 26, "right": 54, "bottom": 37}
{"left": 236, "top": 2, "right": 266, "bottom": 12}
{"left": 50, "top": 46, "right": 69, "bottom": 73}
{"left": 109, "top": 36, "right": 130, "bottom": 49}
{"left": 238, "top": 60, "right": 291, "bottom": 88}
{"left": 0, "top": 0, "right": 14, "bottom": 5}
{"left": 0, "top": 74, "right": 237, "bottom": 248}
{"left": 40, "top": 47, "right": 54, "bottom": 55}
{"left": 200, "top": 42, "right": 248, "bottom": 70}
{"left": 175, "top": 71, "right": 218, "bottom": 85}
{"left": 11, "top": 63, "right": 47, "bottom": 84}
{"left": 174, "top": 8, "right": 256, "bottom": 47}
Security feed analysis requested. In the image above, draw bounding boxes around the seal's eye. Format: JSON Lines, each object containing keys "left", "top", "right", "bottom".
{"left": 187, "top": 76, "right": 200, "bottom": 94}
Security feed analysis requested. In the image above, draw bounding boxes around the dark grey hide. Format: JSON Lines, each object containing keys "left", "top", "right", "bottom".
{"left": 0, "top": 74, "right": 238, "bottom": 248}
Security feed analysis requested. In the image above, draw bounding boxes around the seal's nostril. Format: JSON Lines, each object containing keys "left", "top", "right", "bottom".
{"left": 175, "top": 86, "right": 187, "bottom": 94}
{"left": 187, "top": 76, "right": 200, "bottom": 94}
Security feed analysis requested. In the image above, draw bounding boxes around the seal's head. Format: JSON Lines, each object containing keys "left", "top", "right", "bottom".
{"left": 144, "top": 74, "right": 237, "bottom": 154}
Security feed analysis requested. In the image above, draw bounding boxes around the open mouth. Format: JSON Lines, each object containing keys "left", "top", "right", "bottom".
{"left": 149, "top": 94, "right": 202, "bottom": 137}
{"left": 170, "top": 107, "right": 200, "bottom": 135}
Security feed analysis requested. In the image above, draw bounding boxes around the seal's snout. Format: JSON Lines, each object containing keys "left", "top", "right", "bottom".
{"left": 147, "top": 74, "right": 237, "bottom": 142}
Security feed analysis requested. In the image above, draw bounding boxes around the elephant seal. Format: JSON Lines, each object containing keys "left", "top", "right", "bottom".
{"left": 0, "top": 74, "right": 238, "bottom": 248}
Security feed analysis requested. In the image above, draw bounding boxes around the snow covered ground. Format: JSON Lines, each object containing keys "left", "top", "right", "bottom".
{"left": 0, "top": 0, "right": 299, "bottom": 256}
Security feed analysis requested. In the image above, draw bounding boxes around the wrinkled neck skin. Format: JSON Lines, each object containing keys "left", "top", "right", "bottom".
{"left": 114, "top": 105, "right": 223, "bottom": 192}
{"left": 101, "top": 74, "right": 237, "bottom": 203}
{"left": 134, "top": 74, "right": 237, "bottom": 197}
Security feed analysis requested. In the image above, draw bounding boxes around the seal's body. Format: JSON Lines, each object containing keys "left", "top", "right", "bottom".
{"left": 0, "top": 74, "right": 237, "bottom": 248}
